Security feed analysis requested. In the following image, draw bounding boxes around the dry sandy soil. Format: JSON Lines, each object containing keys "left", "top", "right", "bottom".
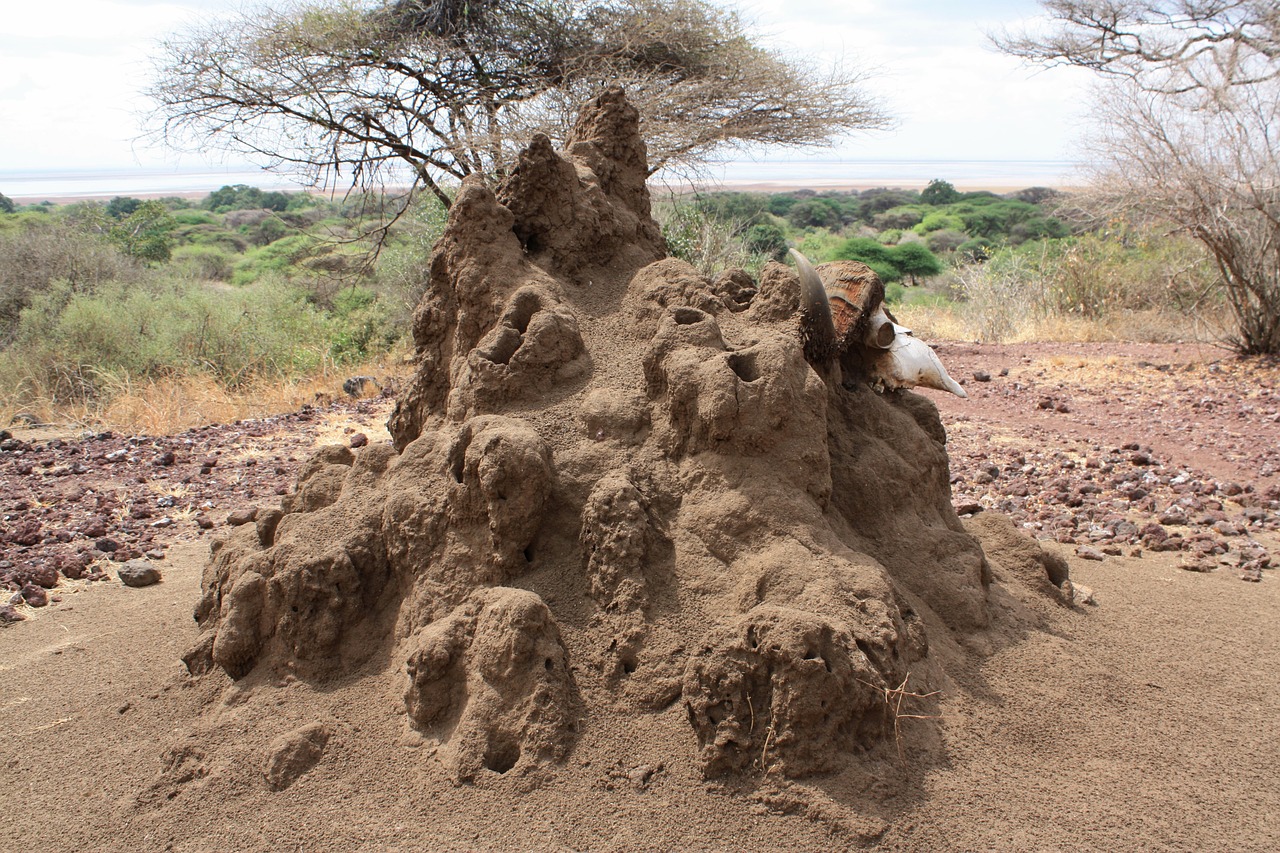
{"left": 2, "top": 341, "right": 1277, "bottom": 852}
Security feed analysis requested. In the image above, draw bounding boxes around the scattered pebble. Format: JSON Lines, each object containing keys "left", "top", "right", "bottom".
{"left": 117, "top": 559, "right": 162, "bottom": 588}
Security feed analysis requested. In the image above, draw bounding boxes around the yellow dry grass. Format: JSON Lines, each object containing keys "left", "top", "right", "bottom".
{"left": 0, "top": 356, "right": 404, "bottom": 437}
{"left": 895, "top": 303, "right": 1226, "bottom": 347}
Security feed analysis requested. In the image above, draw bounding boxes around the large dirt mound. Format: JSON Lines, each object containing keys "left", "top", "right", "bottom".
{"left": 183, "top": 87, "right": 1071, "bottom": 787}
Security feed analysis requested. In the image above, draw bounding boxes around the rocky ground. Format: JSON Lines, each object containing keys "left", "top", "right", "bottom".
{"left": 0, "top": 394, "right": 393, "bottom": 623}
{"left": 935, "top": 340, "right": 1278, "bottom": 579}
{"left": 4, "top": 341, "right": 1276, "bottom": 624}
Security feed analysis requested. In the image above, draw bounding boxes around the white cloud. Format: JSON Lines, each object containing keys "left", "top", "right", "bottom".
{"left": 0, "top": 0, "right": 1091, "bottom": 174}
{"left": 737, "top": 0, "right": 1090, "bottom": 162}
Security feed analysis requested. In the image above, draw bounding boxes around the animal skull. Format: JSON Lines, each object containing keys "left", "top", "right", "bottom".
{"left": 791, "top": 249, "right": 967, "bottom": 399}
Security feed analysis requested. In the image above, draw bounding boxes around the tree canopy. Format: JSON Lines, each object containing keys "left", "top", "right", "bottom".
{"left": 148, "top": 0, "right": 888, "bottom": 209}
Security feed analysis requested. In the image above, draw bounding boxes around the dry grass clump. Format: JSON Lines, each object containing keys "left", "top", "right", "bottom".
{"left": 0, "top": 355, "right": 403, "bottom": 436}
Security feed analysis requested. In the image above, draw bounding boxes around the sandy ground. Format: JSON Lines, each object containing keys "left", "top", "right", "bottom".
{"left": 2, "top": 539, "right": 1276, "bottom": 851}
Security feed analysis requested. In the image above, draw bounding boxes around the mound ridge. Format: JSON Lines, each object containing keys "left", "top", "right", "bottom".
{"left": 183, "top": 87, "right": 1065, "bottom": 785}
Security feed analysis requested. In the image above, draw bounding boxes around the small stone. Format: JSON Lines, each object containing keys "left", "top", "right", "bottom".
{"left": 94, "top": 538, "right": 120, "bottom": 553}
{"left": 1070, "top": 583, "right": 1097, "bottom": 606}
{"left": 1075, "top": 545, "right": 1106, "bottom": 561}
{"left": 20, "top": 584, "right": 49, "bottom": 607}
{"left": 226, "top": 507, "right": 259, "bottom": 527}
{"left": 954, "top": 502, "right": 982, "bottom": 516}
{"left": 349, "top": 432, "right": 369, "bottom": 449}
{"left": 973, "top": 370, "right": 992, "bottom": 382}
{"left": 195, "top": 515, "right": 215, "bottom": 530}
{"left": 19, "top": 563, "right": 59, "bottom": 588}
{"left": 1054, "top": 402, "right": 1071, "bottom": 414}
{"left": 0, "top": 604, "right": 23, "bottom": 624}
{"left": 154, "top": 451, "right": 176, "bottom": 467}
{"left": 10, "top": 519, "right": 42, "bottom": 547}
{"left": 117, "top": 559, "right": 162, "bottom": 588}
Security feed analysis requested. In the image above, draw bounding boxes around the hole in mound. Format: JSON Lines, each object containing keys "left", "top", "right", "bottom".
{"left": 619, "top": 650, "right": 638, "bottom": 675}
{"left": 448, "top": 427, "right": 473, "bottom": 483}
{"left": 672, "top": 307, "right": 706, "bottom": 326}
{"left": 509, "top": 290, "right": 542, "bottom": 335}
{"left": 746, "top": 625, "right": 758, "bottom": 649}
{"left": 544, "top": 657, "right": 554, "bottom": 671}
{"left": 483, "top": 740, "right": 521, "bottom": 774}
{"left": 727, "top": 352, "right": 760, "bottom": 383}
{"left": 524, "top": 545, "right": 535, "bottom": 564}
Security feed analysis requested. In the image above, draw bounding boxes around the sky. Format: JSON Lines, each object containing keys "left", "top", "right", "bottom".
{"left": 0, "top": 0, "right": 1092, "bottom": 183}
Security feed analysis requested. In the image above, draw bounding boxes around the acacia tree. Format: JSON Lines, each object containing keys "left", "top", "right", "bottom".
{"left": 995, "top": 1, "right": 1280, "bottom": 353}
{"left": 148, "top": 0, "right": 887, "bottom": 211}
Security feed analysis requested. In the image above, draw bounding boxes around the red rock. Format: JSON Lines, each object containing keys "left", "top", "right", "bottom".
{"left": 226, "top": 507, "right": 258, "bottom": 526}
{"left": 20, "top": 584, "right": 48, "bottom": 607}
{"left": 10, "top": 519, "right": 42, "bottom": 546}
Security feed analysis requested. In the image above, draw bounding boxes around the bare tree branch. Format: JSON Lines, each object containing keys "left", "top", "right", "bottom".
{"left": 996, "top": 1, "right": 1280, "bottom": 354}
{"left": 146, "top": 0, "right": 888, "bottom": 209}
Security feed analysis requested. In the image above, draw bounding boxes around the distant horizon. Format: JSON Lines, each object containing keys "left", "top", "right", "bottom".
{"left": 2, "top": 158, "right": 1086, "bottom": 203}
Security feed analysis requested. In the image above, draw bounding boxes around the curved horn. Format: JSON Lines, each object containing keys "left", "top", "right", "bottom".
{"left": 790, "top": 249, "right": 836, "bottom": 359}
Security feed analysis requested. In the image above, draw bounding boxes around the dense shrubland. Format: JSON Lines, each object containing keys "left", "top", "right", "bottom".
{"left": 0, "top": 186, "right": 449, "bottom": 427}
{"left": 0, "top": 177, "right": 1227, "bottom": 429}
{"left": 660, "top": 179, "right": 1222, "bottom": 343}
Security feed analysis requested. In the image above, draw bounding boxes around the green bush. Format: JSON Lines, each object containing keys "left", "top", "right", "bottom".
{"left": 231, "top": 234, "right": 322, "bottom": 285}
{"left": 0, "top": 278, "right": 331, "bottom": 401}
{"left": 172, "top": 244, "right": 234, "bottom": 281}
{"left": 892, "top": 242, "right": 944, "bottom": 284}
{"left": 0, "top": 220, "right": 142, "bottom": 345}
{"left": 376, "top": 195, "right": 450, "bottom": 313}
{"left": 794, "top": 229, "right": 845, "bottom": 264}
{"left": 833, "top": 237, "right": 901, "bottom": 282}
{"left": 872, "top": 206, "right": 924, "bottom": 230}
{"left": 172, "top": 210, "right": 218, "bottom": 226}
{"left": 327, "top": 286, "right": 400, "bottom": 363}
{"left": 658, "top": 202, "right": 765, "bottom": 276}
{"left": 913, "top": 212, "right": 966, "bottom": 234}
{"left": 926, "top": 229, "right": 968, "bottom": 254}
{"left": 832, "top": 236, "right": 945, "bottom": 285}
{"left": 786, "top": 198, "right": 842, "bottom": 229}
{"left": 920, "top": 179, "right": 961, "bottom": 206}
